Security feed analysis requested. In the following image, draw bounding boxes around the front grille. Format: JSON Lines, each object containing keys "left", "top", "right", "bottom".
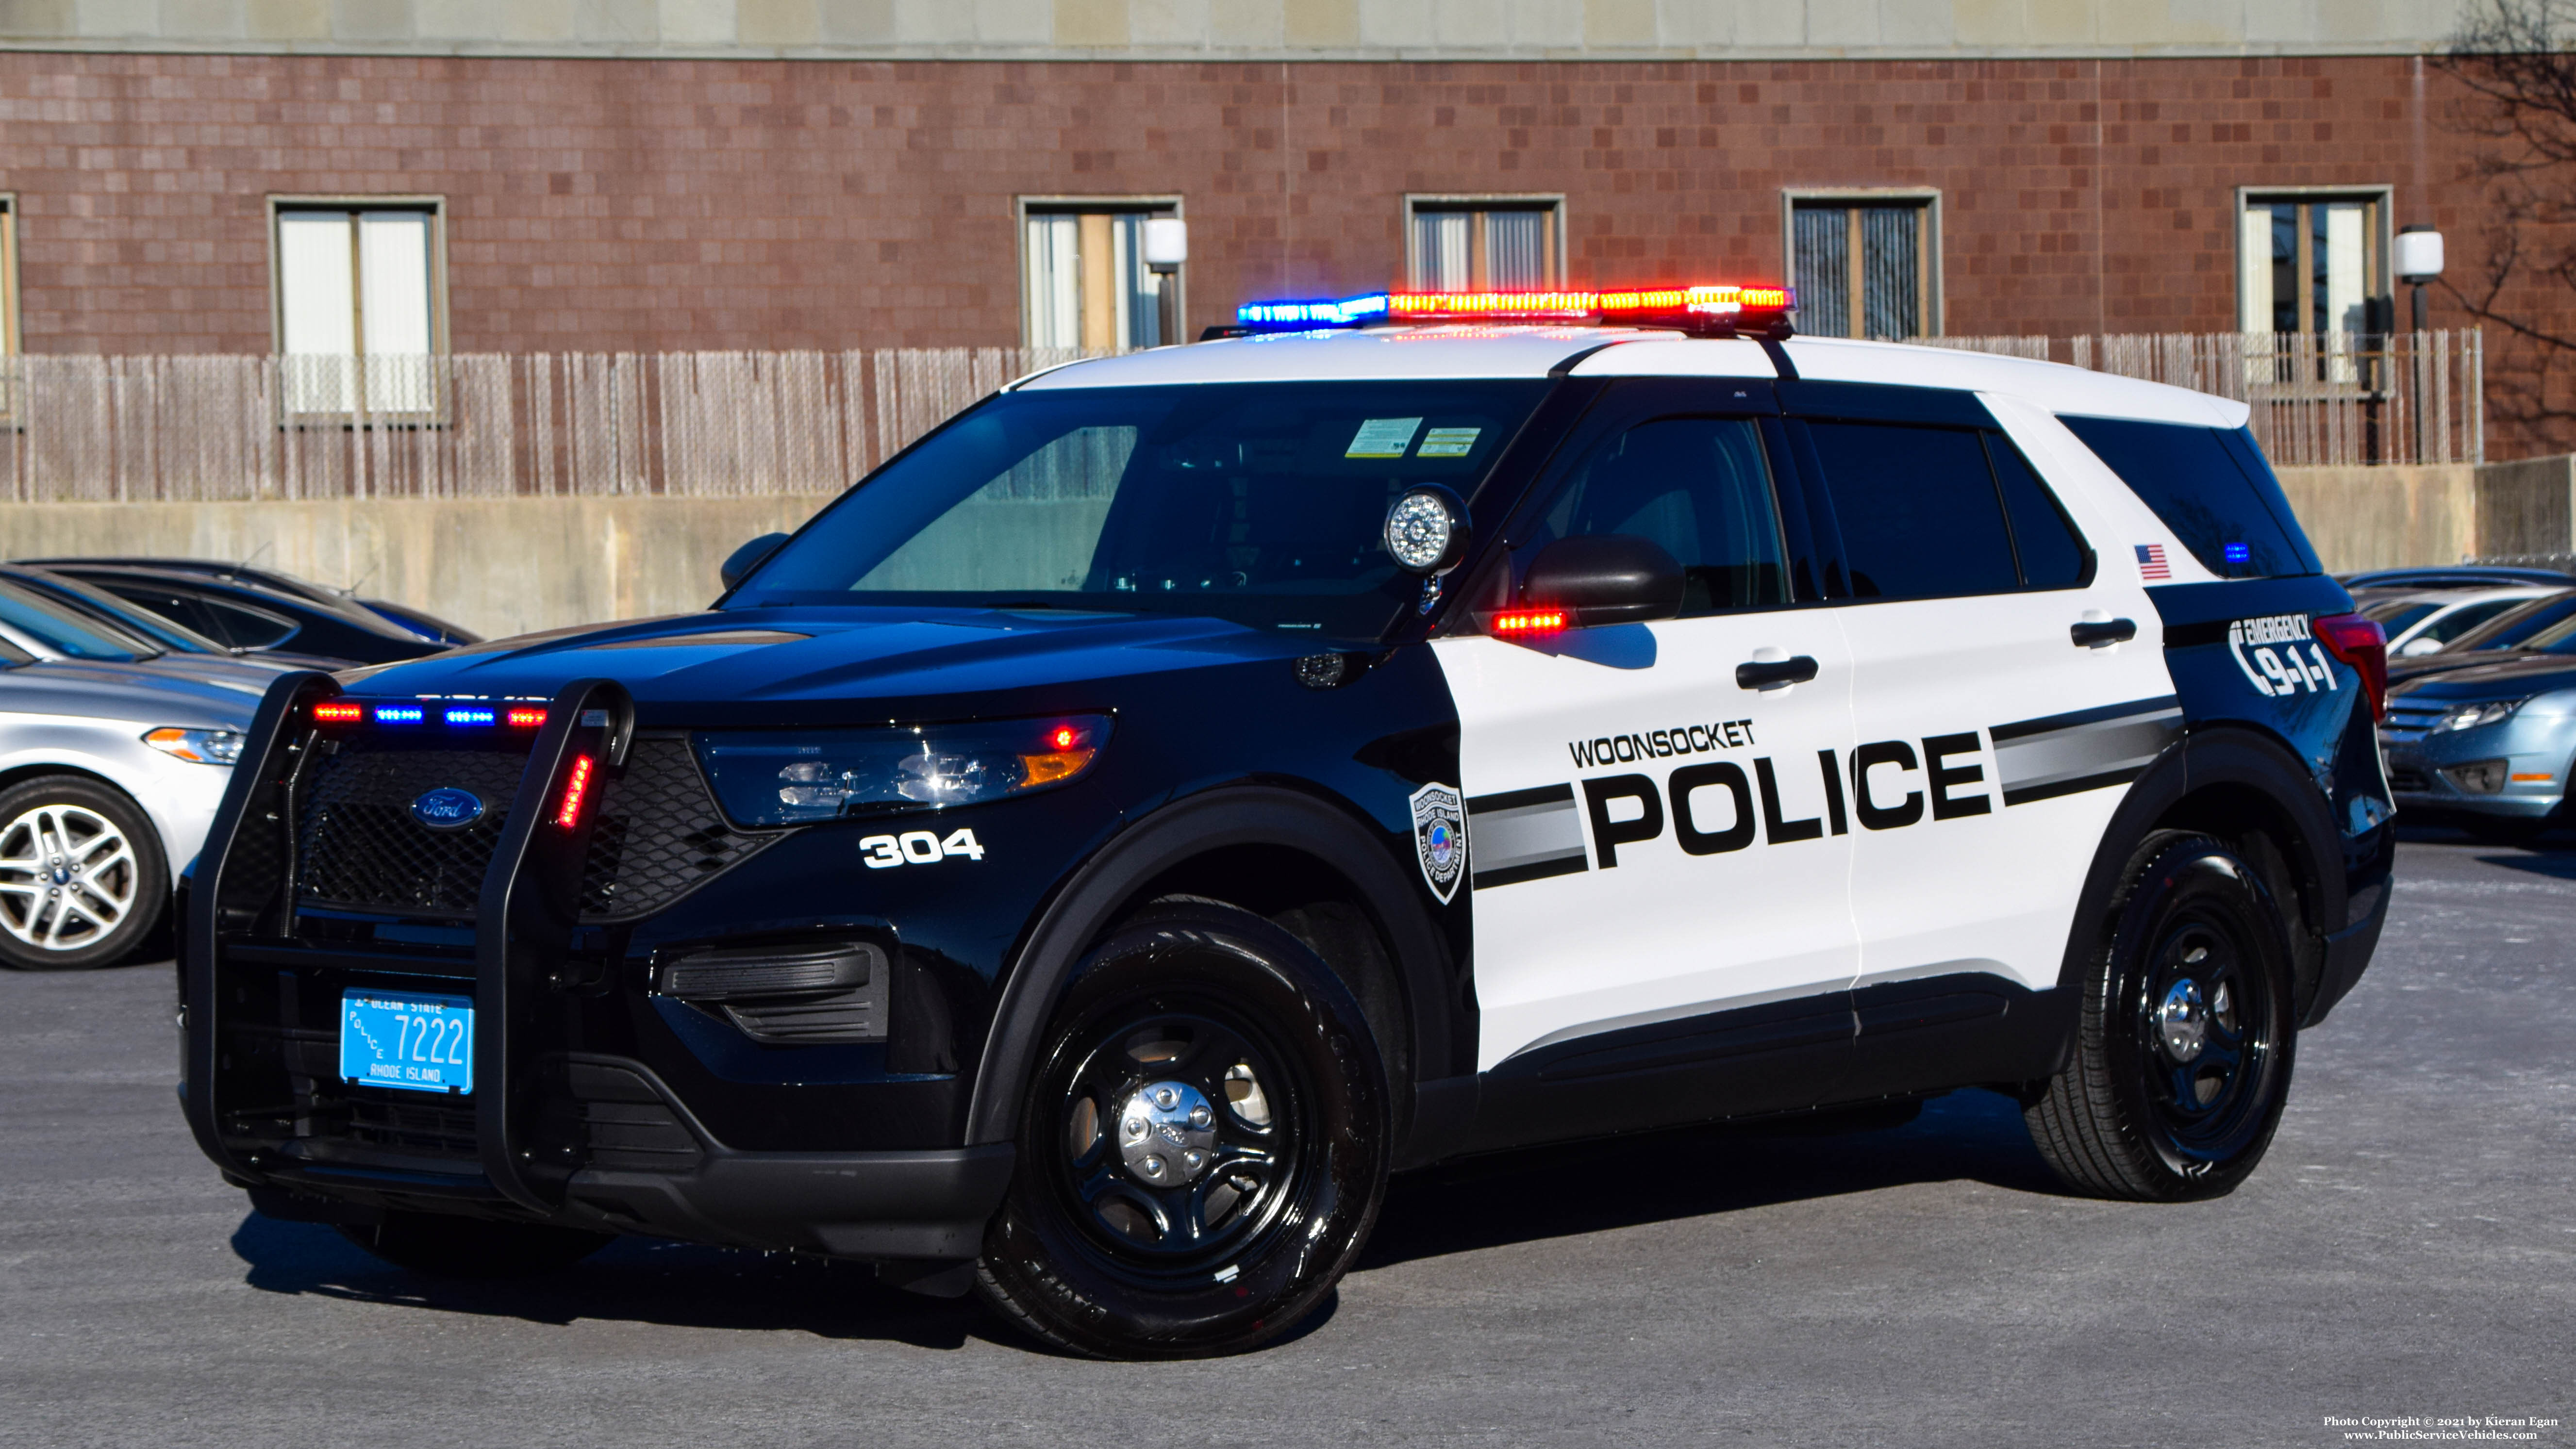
{"left": 290, "top": 733, "right": 771, "bottom": 923}
{"left": 578, "top": 737, "right": 773, "bottom": 921}
{"left": 2389, "top": 765, "right": 2432, "bottom": 792}
{"left": 299, "top": 743, "right": 526, "bottom": 917}
{"left": 345, "top": 1095, "right": 479, "bottom": 1161}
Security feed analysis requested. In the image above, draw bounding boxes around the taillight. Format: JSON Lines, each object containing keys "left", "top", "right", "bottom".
{"left": 2313, "top": 613, "right": 2388, "bottom": 719}
{"left": 553, "top": 754, "right": 596, "bottom": 830}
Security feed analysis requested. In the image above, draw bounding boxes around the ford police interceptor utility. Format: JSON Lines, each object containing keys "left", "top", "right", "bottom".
{"left": 180, "top": 283, "right": 2392, "bottom": 1359}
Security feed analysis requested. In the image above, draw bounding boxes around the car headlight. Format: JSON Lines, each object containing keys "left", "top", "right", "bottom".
{"left": 695, "top": 715, "right": 1111, "bottom": 826}
{"left": 142, "top": 727, "right": 244, "bottom": 765}
{"left": 2432, "top": 698, "right": 2530, "bottom": 732}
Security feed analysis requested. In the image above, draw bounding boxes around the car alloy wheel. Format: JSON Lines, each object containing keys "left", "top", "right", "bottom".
{"left": 0, "top": 779, "right": 164, "bottom": 970}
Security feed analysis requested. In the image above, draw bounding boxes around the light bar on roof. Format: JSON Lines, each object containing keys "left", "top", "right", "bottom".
{"left": 1234, "top": 283, "right": 1795, "bottom": 334}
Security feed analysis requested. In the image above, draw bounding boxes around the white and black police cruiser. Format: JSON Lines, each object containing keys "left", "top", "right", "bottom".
{"left": 181, "top": 283, "right": 2393, "bottom": 1358}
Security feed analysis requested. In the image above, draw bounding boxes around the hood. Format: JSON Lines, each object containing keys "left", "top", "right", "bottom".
{"left": 0, "top": 658, "right": 268, "bottom": 728}
{"left": 2388, "top": 651, "right": 2576, "bottom": 702}
{"left": 336, "top": 607, "right": 1323, "bottom": 721}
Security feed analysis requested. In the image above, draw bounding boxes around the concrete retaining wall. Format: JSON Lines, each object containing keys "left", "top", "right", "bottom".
{"left": 7, "top": 460, "right": 2576, "bottom": 643}
{"left": 0, "top": 495, "right": 827, "bottom": 641}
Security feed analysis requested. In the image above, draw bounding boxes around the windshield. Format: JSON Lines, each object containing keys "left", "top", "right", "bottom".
{"left": 7, "top": 571, "right": 221, "bottom": 655}
{"left": 2451, "top": 591, "right": 2576, "bottom": 652}
{"left": 2360, "top": 598, "right": 2442, "bottom": 635}
{"left": 0, "top": 579, "right": 161, "bottom": 660}
{"left": 731, "top": 381, "right": 1552, "bottom": 639}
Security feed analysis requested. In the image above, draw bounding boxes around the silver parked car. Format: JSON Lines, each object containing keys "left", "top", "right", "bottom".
{"left": 2381, "top": 607, "right": 2576, "bottom": 843}
{"left": 0, "top": 577, "right": 287, "bottom": 969}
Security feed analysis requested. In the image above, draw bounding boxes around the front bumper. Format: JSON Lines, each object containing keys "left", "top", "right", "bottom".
{"left": 2379, "top": 716, "right": 2572, "bottom": 819}
{"left": 184, "top": 675, "right": 1001, "bottom": 1263}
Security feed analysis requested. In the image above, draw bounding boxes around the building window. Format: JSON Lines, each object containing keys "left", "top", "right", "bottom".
{"left": 2238, "top": 190, "right": 2388, "bottom": 338}
{"left": 1022, "top": 200, "right": 1179, "bottom": 352}
{"left": 1785, "top": 193, "right": 1940, "bottom": 340}
{"left": 271, "top": 200, "right": 444, "bottom": 415}
{"left": 1406, "top": 198, "right": 1563, "bottom": 291}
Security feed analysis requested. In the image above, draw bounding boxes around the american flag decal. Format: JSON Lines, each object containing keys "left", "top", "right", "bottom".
{"left": 2135, "top": 543, "right": 2171, "bottom": 580}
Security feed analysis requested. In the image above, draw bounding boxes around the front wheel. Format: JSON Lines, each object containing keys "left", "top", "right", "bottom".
{"left": 2024, "top": 833, "right": 2297, "bottom": 1201}
{"left": 976, "top": 900, "right": 1391, "bottom": 1359}
{"left": 0, "top": 776, "right": 167, "bottom": 971}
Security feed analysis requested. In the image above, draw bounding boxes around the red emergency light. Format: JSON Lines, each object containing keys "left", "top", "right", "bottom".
{"left": 312, "top": 700, "right": 365, "bottom": 724}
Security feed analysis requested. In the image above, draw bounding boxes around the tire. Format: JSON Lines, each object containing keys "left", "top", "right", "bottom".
{"left": 975, "top": 899, "right": 1392, "bottom": 1359}
{"left": 337, "top": 1211, "right": 613, "bottom": 1278}
{"left": 0, "top": 775, "right": 168, "bottom": 971}
{"left": 2024, "top": 832, "right": 2298, "bottom": 1202}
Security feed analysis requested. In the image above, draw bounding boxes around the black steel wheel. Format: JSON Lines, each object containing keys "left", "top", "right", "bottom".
{"left": 2025, "top": 832, "right": 2297, "bottom": 1201}
{"left": 976, "top": 899, "right": 1390, "bottom": 1359}
{"left": 336, "top": 1210, "right": 613, "bottom": 1278}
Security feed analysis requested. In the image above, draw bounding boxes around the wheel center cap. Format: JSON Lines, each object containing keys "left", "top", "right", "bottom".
{"left": 1119, "top": 1080, "right": 1217, "bottom": 1186}
{"left": 2158, "top": 978, "right": 2208, "bottom": 1062}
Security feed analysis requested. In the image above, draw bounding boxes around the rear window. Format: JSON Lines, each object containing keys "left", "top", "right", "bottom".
{"left": 2057, "top": 416, "right": 2319, "bottom": 579}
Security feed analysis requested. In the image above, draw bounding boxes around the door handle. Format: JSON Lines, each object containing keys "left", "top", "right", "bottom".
{"left": 1736, "top": 655, "right": 1820, "bottom": 690}
{"left": 2071, "top": 618, "right": 2138, "bottom": 648}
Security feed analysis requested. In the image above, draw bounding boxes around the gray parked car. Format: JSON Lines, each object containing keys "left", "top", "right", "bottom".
{"left": 0, "top": 576, "right": 284, "bottom": 968}
{"left": 2382, "top": 613, "right": 2576, "bottom": 842}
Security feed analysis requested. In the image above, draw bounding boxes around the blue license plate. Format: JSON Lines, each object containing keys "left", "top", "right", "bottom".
{"left": 339, "top": 989, "right": 474, "bottom": 1095}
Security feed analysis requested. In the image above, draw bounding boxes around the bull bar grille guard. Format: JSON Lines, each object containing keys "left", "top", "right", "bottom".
{"left": 183, "top": 672, "right": 638, "bottom": 1217}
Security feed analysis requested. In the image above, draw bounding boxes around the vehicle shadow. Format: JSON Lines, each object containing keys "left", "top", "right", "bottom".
{"left": 228, "top": 1090, "right": 2046, "bottom": 1343}
{"left": 1359, "top": 1087, "right": 2059, "bottom": 1271}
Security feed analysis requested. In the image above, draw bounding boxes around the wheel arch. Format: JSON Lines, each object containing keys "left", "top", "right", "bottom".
{"left": 0, "top": 759, "right": 185, "bottom": 892}
{"left": 965, "top": 784, "right": 1458, "bottom": 1147}
{"left": 2057, "top": 723, "right": 2348, "bottom": 1024}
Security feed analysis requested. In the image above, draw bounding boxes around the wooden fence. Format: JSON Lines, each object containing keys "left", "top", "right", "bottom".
{"left": 0, "top": 331, "right": 2482, "bottom": 503}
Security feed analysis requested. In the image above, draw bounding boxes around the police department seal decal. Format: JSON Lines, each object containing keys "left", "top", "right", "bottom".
{"left": 1410, "top": 783, "right": 1466, "bottom": 904}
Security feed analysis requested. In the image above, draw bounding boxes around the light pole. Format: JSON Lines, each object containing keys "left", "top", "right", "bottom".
{"left": 1143, "top": 218, "right": 1188, "bottom": 347}
{"left": 2395, "top": 227, "right": 2445, "bottom": 462}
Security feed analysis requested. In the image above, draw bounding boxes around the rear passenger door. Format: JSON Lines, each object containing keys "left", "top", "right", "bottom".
{"left": 1781, "top": 384, "right": 2176, "bottom": 1008}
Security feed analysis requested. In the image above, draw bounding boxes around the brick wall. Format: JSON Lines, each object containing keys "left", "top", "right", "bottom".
{"left": 1, "top": 50, "right": 2569, "bottom": 455}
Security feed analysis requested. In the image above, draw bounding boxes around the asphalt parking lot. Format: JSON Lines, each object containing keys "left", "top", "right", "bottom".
{"left": 1, "top": 827, "right": 2568, "bottom": 1449}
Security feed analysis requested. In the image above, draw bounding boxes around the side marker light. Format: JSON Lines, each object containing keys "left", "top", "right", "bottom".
{"left": 1491, "top": 609, "right": 1569, "bottom": 636}
{"left": 554, "top": 754, "right": 596, "bottom": 830}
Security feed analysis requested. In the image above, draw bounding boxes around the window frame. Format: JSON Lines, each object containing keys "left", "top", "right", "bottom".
{"left": 1402, "top": 194, "right": 1568, "bottom": 292}
{"left": 1015, "top": 194, "right": 1185, "bottom": 352}
{"left": 1778, "top": 188, "right": 1944, "bottom": 340}
{"left": 0, "top": 193, "right": 19, "bottom": 360}
{"left": 266, "top": 195, "right": 451, "bottom": 425}
{"left": 2233, "top": 184, "right": 2393, "bottom": 340}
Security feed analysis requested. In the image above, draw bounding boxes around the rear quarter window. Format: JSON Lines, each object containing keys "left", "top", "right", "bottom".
{"left": 2057, "top": 416, "right": 2320, "bottom": 579}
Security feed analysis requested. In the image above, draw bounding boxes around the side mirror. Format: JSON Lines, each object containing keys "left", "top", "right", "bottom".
{"left": 1518, "top": 535, "right": 1686, "bottom": 628}
{"left": 720, "top": 533, "right": 790, "bottom": 592}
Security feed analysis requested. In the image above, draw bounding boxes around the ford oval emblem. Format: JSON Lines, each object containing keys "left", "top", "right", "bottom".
{"left": 411, "top": 787, "right": 486, "bottom": 832}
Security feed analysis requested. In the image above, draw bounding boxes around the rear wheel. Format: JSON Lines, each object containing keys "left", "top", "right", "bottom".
{"left": 0, "top": 776, "right": 166, "bottom": 971}
{"left": 337, "top": 1211, "right": 613, "bottom": 1278}
{"left": 2024, "top": 832, "right": 2297, "bottom": 1201}
{"left": 976, "top": 900, "right": 1390, "bottom": 1359}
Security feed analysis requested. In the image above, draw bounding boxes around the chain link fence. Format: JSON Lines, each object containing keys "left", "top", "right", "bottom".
{"left": 0, "top": 331, "right": 2484, "bottom": 503}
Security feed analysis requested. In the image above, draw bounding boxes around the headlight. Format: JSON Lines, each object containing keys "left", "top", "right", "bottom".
{"left": 696, "top": 715, "right": 1111, "bottom": 826}
{"left": 2432, "top": 698, "right": 2530, "bottom": 732}
{"left": 142, "top": 727, "right": 244, "bottom": 765}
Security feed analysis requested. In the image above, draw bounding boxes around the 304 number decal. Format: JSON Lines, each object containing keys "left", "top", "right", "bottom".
{"left": 861, "top": 828, "right": 987, "bottom": 868}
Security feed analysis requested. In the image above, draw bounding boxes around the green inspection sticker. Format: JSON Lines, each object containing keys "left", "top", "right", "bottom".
{"left": 1417, "top": 426, "right": 1482, "bottom": 457}
{"left": 1346, "top": 417, "right": 1422, "bottom": 458}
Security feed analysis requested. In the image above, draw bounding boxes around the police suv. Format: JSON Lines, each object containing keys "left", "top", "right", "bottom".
{"left": 181, "top": 284, "right": 2393, "bottom": 1359}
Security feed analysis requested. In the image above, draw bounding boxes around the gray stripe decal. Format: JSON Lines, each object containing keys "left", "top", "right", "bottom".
{"left": 1467, "top": 790, "right": 1588, "bottom": 886}
{"left": 1992, "top": 706, "right": 2182, "bottom": 805}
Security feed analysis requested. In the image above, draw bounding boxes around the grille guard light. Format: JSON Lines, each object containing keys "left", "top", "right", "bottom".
{"left": 2312, "top": 613, "right": 2390, "bottom": 720}
{"left": 1234, "top": 283, "right": 1795, "bottom": 337}
{"left": 311, "top": 700, "right": 364, "bottom": 725}
{"left": 554, "top": 754, "right": 597, "bottom": 830}
{"left": 507, "top": 707, "right": 548, "bottom": 729}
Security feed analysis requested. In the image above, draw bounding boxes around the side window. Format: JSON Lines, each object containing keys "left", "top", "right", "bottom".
{"left": 1986, "top": 435, "right": 2092, "bottom": 589}
{"left": 199, "top": 597, "right": 299, "bottom": 650}
{"left": 1800, "top": 422, "right": 2019, "bottom": 600}
{"left": 2056, "top": 415, "right": 2318, "bottom": 579}
{"left": 102, "top": 585, "right": 222, "bottom": 642}
{"left": 1532, "top": 416, "right": 1790, "bottom": 616}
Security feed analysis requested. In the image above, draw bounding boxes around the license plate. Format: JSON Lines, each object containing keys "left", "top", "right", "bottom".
{"left": 339, "top": 989, "right": 474, "bottom": 1095}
